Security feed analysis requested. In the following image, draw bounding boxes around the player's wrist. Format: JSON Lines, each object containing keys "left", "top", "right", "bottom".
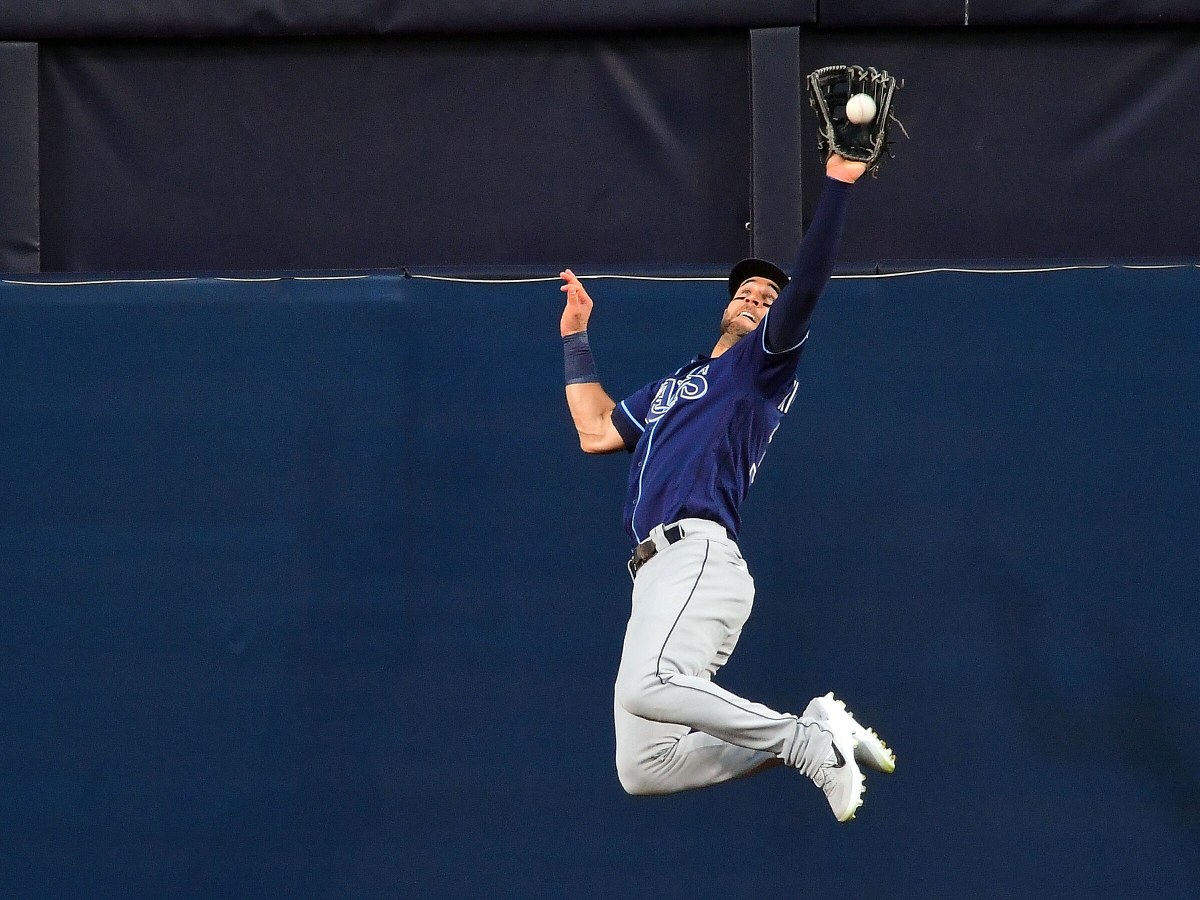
{"left": 563, "top": 330, "right": 599, "bottom": 384}
{"left": 824, "top": 163, "right": 863, "bottom": 185}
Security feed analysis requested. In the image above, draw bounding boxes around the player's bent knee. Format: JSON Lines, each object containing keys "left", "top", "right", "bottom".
{"left": 615, "top": 755, "right": 669, "bottom": 797}
{"left": 616, "top": 764, "right": 656, "bottom": 796}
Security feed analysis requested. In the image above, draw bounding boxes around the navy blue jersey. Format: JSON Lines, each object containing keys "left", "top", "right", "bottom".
{"left": 606, "top": 177, "right": 850, "bottom": 547}
{"left": 612, "top": 316, "right": 805, "bottom": 545}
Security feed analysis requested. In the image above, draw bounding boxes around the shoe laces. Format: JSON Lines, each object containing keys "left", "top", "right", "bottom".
{"left": 810, "top": 744, "right": 845, "bottom": 788}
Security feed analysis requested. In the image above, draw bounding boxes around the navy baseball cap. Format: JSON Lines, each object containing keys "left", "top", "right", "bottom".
{"left": 727, "top": 258, "right": 789, "bottom": 297}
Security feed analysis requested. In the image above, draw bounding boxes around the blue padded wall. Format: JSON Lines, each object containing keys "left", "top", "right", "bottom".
{"left": 1, "top": 269, "right": 1197, "bottom": 897}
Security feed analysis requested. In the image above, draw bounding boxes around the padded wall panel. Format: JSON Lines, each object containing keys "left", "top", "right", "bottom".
{"left": 1, "top": 269, "right": 1196, "bottom": 897}
{"left": 0, "top": 1, "right": 815, "bottom": 39}
{"left": 798, "top": 28, "right": 1200, "bottom": 265}
{"left": 0, "top": 41, "right": 38, "bottom": 272}
{"left": 39, "top": 35, "right": 751, "bottom": 272}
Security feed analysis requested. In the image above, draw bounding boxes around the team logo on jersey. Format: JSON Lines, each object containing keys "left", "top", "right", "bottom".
{"left": 647, "top": 366, "right": 709, "bottom": 422}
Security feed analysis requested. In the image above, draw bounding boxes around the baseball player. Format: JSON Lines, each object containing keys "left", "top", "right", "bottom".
{"left": 558, "top": 153, "right": 895, "bottom": 822}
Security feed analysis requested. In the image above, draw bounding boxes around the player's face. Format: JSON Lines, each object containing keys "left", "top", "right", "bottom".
{"left": 719, "top": 276, "right": 780, "bottom": 341}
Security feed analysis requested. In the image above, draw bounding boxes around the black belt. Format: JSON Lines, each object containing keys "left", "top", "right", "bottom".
{"left": 627, "top": 523, "right": 685, "bottom": 581}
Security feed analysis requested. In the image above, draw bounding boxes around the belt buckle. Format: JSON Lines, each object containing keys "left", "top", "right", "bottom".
{"left": 627, "top": 538, "right": 658, "bottom": 581}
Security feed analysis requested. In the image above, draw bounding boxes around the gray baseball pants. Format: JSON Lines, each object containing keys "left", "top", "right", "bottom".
{"left": 613, "top": 518, "right": 834, "bottom": 794}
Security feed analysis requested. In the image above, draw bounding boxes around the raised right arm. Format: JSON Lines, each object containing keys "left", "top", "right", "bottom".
{"left": 560, "top": 269, "right": 627, "bottom": 455}
{"left": 762, "top": 155, "right": 866, "bottom": 354}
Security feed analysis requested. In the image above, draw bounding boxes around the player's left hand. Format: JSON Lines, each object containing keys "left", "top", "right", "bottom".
{"left": 559, "top": 269, "right": 595, "bottom": 337}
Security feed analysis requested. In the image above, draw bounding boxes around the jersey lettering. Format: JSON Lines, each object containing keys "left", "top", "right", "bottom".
{"left": 647, "top": 365, "right": 710, "bottom": 423}
{"left": 748, "top": 422, "right": 782, "bottom": 485}
{"left": 778, "top": 379, "right": 799, "bottom": 414}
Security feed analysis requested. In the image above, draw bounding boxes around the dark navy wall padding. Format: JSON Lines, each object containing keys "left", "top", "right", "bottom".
{"left": 1, "top": 269, "right": 1197, "bottom": 898}
{"left": 38, "top": 35, "right": 752, "bottom": 273}
{"left": 32, "top": 27, "right": 1200, "bottom": 273}
{"left": 799, "top": 28, "right": 1200, "bottom": 265}
{"left": 0, "top": 0, "right": 815, "bottom": 38}
{"left": 0, "top": 41, "right": 38, "bottom": 272}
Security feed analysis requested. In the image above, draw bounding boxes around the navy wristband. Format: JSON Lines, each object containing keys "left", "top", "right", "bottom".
{"left": 563, "top": 331, "right": 599, "bottom": 384}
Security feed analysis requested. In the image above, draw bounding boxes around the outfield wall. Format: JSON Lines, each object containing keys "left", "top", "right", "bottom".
{"left": 2, "top": 268, "right": 1196, "bottom": 897}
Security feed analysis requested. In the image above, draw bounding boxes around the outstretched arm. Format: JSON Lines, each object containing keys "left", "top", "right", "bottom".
{"left": 763, "top": 154, "right": 866, "bottom": 352}
{"left": 560, "top": 269, "right": 626, "bottom": 454}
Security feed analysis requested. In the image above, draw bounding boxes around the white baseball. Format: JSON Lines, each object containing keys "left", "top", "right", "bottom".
{"left": 846, "top": 93, "right": 877, "bottom": 125}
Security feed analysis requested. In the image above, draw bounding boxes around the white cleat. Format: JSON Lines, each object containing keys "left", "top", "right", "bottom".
{"left": 806, "top": 692, "right": 897, "bottom": 775}
{"left": 811, "top": 715, "right": 865, "bottom": 822}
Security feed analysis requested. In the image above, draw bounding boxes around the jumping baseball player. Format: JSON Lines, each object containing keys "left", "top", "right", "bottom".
{"left": 558, "top": 144, "right": 897, "bottom": 820}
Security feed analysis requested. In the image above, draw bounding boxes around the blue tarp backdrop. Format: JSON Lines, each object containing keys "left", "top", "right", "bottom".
{"left": 1, "top": 269, "right": 1197, "bottom": 897}
{"left": 18, "top": 28, "right": 1200, "bottom": 272}
{"left": 37, "top": 35, "right": 753, "bottom": 272}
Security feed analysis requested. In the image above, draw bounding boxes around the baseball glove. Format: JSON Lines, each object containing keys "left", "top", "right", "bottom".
{"left": 806, "top": 65, "right": 903, "bottom": 172}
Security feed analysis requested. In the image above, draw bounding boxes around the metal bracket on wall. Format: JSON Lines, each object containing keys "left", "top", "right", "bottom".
{"left": 749, "top": 27, "right": 804, "bottom": 266}
{"left": 0, "top": 41, "right": 40, "bottom": 274}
